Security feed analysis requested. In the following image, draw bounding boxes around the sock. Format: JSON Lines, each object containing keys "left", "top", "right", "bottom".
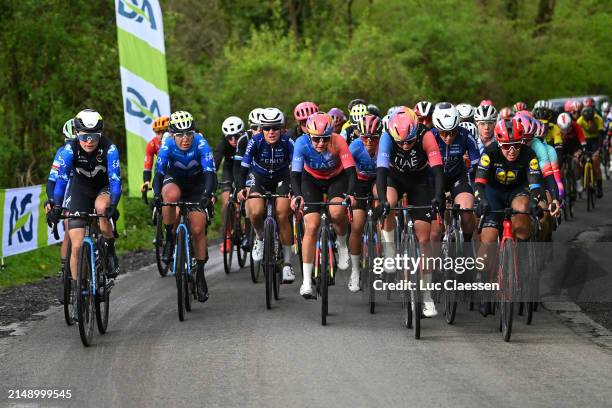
{"left": 282, "top": 245, "right": 292, "bottom": 264}
{"left": 336, "top": 234, "right": 347, "bottom": 249}
{"left": 303, "top": 263, "right": 313, "bottom": 284}
{"left": 350, "top": 254, "right": 360, "bottom": 276}
{"left": 255, "top": 228, "right": 264, "bottom": 240}
{"left": 381, "top": 229, "right": 395, "bottom": 244}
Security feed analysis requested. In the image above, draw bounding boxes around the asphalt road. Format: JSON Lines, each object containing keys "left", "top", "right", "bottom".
{"left": 2, "top": 182, "right": 612, "bottom": 408}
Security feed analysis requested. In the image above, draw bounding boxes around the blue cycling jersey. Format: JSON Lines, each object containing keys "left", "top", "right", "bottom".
{"left": 241, "top": 132, "right": 293, "bottom": 178}
{"left": 46, "top": 144, "right": 67, "bottom": 200}
{"left": 54, "top": 136, "right": 122, "bottom": 206}
{"left": 432, "top": 127, "right": 480, "bottom": 180}
{"left": 349, "top": 138, "right": 377, "bottom": 180}
{"left": 155, "top": 133, "right": 215, "bottom": 181}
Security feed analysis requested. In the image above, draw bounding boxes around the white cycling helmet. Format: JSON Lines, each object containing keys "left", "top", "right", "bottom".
{"left": 387, "top": 106, "right": 399, "bottom": 116}
{"left": 414, "top": 101, "right": 433, "bottom": 117}
{"left": 62, "top": 118, "right": 76, "bottom": 140}
{"left": 601, "top": 101, "right": 610, "bottom": 114}
{"left": 556, "top": 112, "right": 573, "bottom": 132}
{"left": 382, "top": 114, "right": 391, "bottom": 132}
{"left": 259, "top": 107, "right": 285, "bottom": 127}
{"left": 456, "top": 103, "right": 474, "bottom": 122}
{"left": 222, "top": 116, "right": 245, "bottom": 136}
{"left": 248, "top": 108, "right": 264, "bottom": 127}
{"left": 432, "top": 102, "right": 459, "bottom": 131}
{"left": 533, "top": 100, "right": 553, "bottom": 110}
{"left": 458, "top": 121, "right": 478, "bottom": 139}
{"left": 474, "top": 105, "right": 498, "bottom": 122}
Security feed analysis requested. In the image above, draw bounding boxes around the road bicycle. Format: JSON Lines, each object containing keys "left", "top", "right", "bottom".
{"left": 561, "top": 153, "right": 577, "bottom": 221}
{"left": 142, "top": 190, "right": 170, "bottom": 277}
{"left": 581, "top": 151, "right": 596, "bottom": 212}
{"left": 221, "top": 191, "right": 249, "bottom": 274}
{"left": 53, "top": 212, "right": 116, "bottom": 347}
{"left": 357, "top": 195, "right": 380, "bottom": 314}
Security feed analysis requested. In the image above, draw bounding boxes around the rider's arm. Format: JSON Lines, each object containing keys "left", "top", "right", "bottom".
{"left": 107, "top": 145, "right": 122, "bottom": 206}
{"left": 423, "top": 131, "right": 445, "bottom": 199}
{"left": 153, "top": 139, "right": 170, "bottom": 196}
{"left": 290, "top": 136, "right": 306, "bottom": 196}
{"left": 237, "top": 136, "right": 257, "bottom": 190}
{"left": 545, "top": 143, "right": 563, "bottom": 200}
{"left": 473, "top": 153, "right": 491, "bottom": 200}
{"left": 375, "top": 132, "right": 392, "bottom": 202}
{"left": 213, "top": 138, "right": 225, "bottom": 171}
{"left": 526, "top": 152, "right": 545, "bottom": 201}
{"left": 46, "top": 146, "right": 65, "bottom": 202}
{"left": 143, "top": 139, "right": 156, "bottom": 183}
{"left": 53, "top": 144, "right": 74, "bottom": 205}
{"left": 198, "top": 137, "right": 216, "bottom": 197}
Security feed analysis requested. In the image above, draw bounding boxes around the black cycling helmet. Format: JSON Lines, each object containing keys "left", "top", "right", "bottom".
{"left": 367, "top": 104, "right": 381, "bottom": 117}
{"left": 581, "top": 107, "right": 595, "bottom": 120}
{"left": 532, "top": 106, "right": 552, "bottom": 122}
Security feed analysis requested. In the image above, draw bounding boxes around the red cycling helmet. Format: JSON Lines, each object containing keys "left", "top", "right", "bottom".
{"left": 513, "top": 102, "right": 527, "bottom": 113}
{"left": 499, "top": 107, "right": 513, "bottom": 120}
{"left": 358, "top": 114, "right": 382, "bottom": 136}
{"left": 564, "top": 100, "right": 574, "bottom": 113}
{"left": 294, "top": 101, "right": 319, "bottom": 122}
{"left": 584, "top": 97, "right": 595, "bottom": 108}
{"left": 480, "top": 99, "right": 494, "bottom": 107}
{"left": 388, "top": 111, "right": 419, "bottom": 142}
{"left": 305, "top": 112, "right": 333, "bottom": 136}
{"left": 495, "top": 119, "right": 523, "bottom": 144}
{"left": 574, "top": 100, "right": 584, "bottom": 112}
{"left": 514, "top": 112, "right": 536, "bottom": 139}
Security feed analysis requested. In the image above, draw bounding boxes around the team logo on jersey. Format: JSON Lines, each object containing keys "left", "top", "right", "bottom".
{"left": 118, "top": 0, "right": 158, "bottom": 30}
{"left": 479, "top": 154, "right": 490, "bottom": 167}
{"left": 529, "top": 158, "right": 539, "bottom": 170}
{"left": 495, "top": 169, "right": 516, "bottom": 184}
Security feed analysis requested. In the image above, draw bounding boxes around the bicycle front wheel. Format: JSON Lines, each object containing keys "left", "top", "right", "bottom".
{"left": 63, "top": 246, "right": 75, "bottom": 326}
{"left": 155, "top": 209, "right": 169, "bottom": 276}
{"left": 237, "top": 213, "right": 248, "bottom": 268}
{"left": 95, "top": 248, "right": 110, "bottom": 334}
{"left": 499, "top": 239, "right": 516, "bottom": 342}
{"left": 320, "top": 227, "right": 329, "bottom": 326}
{"left": 585, "top": 163, "right": 595, "bottom": 212}
{"left": 263, "top": 220, "right": 274, "bottom": 309}
{"left": 175, "top": 229, "right": 186, "bottom": 321}
{"left": 223, "top": 203, "right": 235, "bottom": 274}
{"left": 76, "top": 242, "right": 95, "bottom": 346}
{"left": 249, "top": 225, "right": 261, "bottom": 283}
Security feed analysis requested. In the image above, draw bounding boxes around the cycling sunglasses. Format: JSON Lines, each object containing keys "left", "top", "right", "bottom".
{"left": 395, "top": 139, "right": 416, "bottom": 147}
{"left": 360, "top": 134, "right": 380, "bottom": 142}
{"left": 78, "top": 132, "right": 101, "bottom": 143}
{"left": 500, "top": 142, "right": 522, "bottom": 151}
{"left": 439, "top": 130, "right": 456, "bottom": 139}
{"left": 173, "top": 131, "right": 195, "bottom": 139}
{"left": 310, "top": 136, "right": 331, "bottom": 144}
{"left": 262, "top": 126, "right": 281, "bottom": 132}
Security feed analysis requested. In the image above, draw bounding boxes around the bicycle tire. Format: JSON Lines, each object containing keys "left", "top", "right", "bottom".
{"left": 155, "top": 210, "right": 169, "bottom": 277}
{"left": 263, "top": 219, "right": 274, "bottom": 309}
{"left": 249, "top": 225, "right": 261, "bottom": 283}
{"left": 237, "top": 212, "right": 248, "bottom": 268}
{"left": 585, "top": 163, "right": 594, "bottom": 212}
{"left": 272, "top": 229, "right": 281, "bottom": 301}
{"left": 63, "top": 246, "right": 75, "bottom": 326}
{"left": 444, "top": 230, "right": 459, "bottom": 325}
{"left": 294, "top": 216, "right": 304, "bottom": 278}
{"left": 223, "top": 203, "right": 235, "bottom": 274}
{"left": 409, "top": 233, "right": 421, "bottom": 339}
{"left": 499, "top": 239, "right": 515, "bottom": 342}
{"left": 176, "top": 228, "right": 186, "bottom": 321}
{"left": 320, "top": 227, "right": 329, "bottom": 326}
{"left": 95, "top": 243, "right": 109, "bottom": 334}
{"left": 77, "top": 242, "right": 95, "bottom": 346}
{"left": 367, "top": 219, "right": 376, "bottom": 314}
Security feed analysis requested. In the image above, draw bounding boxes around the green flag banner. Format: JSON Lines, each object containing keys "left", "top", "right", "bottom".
{"left": 115, "top": 0, "right": 170, "bottom": 197}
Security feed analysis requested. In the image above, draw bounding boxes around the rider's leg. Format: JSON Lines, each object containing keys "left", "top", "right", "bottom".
{"left": 381, "top": 186, "right": 399, "bottom": 273}
{"left": 188, "top": 210, "right": 209, "bottom": 301}
{"left": 276, "top": 197, "right": 296, "bottom": 283}
{"left": 301, "top": 212, "right": 321, "bottom": 297}
{"left": 161, "top": 182, "right": 181, "bottom": 262}
{"left": 456, "top": 192, "right": 475, "bottom": 241}
{"left": 348, "top": 209, "right": 366, "bottom": 292}
{"left": 68, "top": 228, "right": 85, "bottom": 281}
{"left": 246, "top": 194, "right": 265, "bottom": 261}
{"left": 95, "top": 193, "right": 119, "bottom": 277}
{"left": 511, "top": 195, "right": 532, "bottom": 241}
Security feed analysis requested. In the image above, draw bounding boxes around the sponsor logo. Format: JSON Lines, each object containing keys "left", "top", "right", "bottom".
{"left": 530, "top": 158, "right": 539, "bottom": 170}
{"left": 8, "top": 194, "right": 34, "bottom": 246}
{"left": 126, "top": 87, "right": 161, "bottom": 125}
{"left": 118, "top": 0, "right": 157, "bottom": 30}
{"left": 495, "top": 169, "right": 517, "bottom": 184}
{"left": 480, "top": 154, "right": 490, "bottom": 167}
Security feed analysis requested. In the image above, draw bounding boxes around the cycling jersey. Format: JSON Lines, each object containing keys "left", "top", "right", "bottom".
{"left": 529, "top": 139, "right": 562, "bottom": 200}
{"left": 153, "top": 133, "right": 215, "bottom": 197}
{"left": 577, "top": 115, "right": 605, "bottom": 140}
{"left": 543, "top": 122, "right": 563, "bottom": 146}
{"left": 561, "top": 122, "right": 586, "bottom": 145}
{"left": 341, "top": 124, "right": 359, "bottom": 144}
{"left": 237, "top": 132, "right": 293, "bottom": 189}
{"left": 53, "top": 136, "right": 122, "bottom": 206}
{"left": 47, "top": 144, "right": 67, "bottom": 201}
{"left": 376, "top": 127, "right": 443, "bottom": 173}
{"left": 287, "top": 125, "right": 306, "bottom": 142}
{"left": 143, "top": 136, "right": 162, "bottom": 183}
{"left": 432, "top": 127, "right": 480, "bottom": 180}
{"left": 214, "top": 136, "right": 240, "bottom": 193}
{"left": 291, "top": 134, "right": 356, "bottom": 179}
{"left": 349, "top": 138, "right": 377, "bottom": 181}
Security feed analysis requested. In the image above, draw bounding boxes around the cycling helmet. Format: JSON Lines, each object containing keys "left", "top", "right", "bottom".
{"left": 382, "top": 114, "right": 391, "bottom": 132}
{"left": 168, "top": 110, "right": 195, "bottom": 133}
{"left": 348, "top": 98, "right": 367, "bottom": 111}
{"left": 62, "top": 118, "right": 76, "bottom": 140}
{"left": 259, "top": 107, "right": 285, "bottom": 127}
{"left": 305, "top": 112, "right": 333, "bottom": 136}
{"left": 358, "top": 114, "right": 383, "bottom": 136}
{"left": 534, "top": 119, "right": 546, "bottom": 139}
{"left": 601, "top": 101, "right": 610, "bottom": 114}
{"left": 584, "top": 97, "right": 595, "bottom": 108}
{"left": 480, "top": 99, "right": 493, "bottom": 106}
{"left": 499, "top": 107, "right": 513, "bottom": 121}
{"left": 414, "top": 101, "right": 433, "bottom": 118}
{"left": 513, "top": 102, "right": 528, "bottom": 113}
{"left": 532, "top": 105, "right": 553, "bottom": 122}
{"left": 367, "top": 104, "right": 381, "bottom": 117}
{"left": 74, "top": 109, "right": 103, "bottom": 133}
{"left": 474, "top": 105, "right": 498, "bottom": 122}
{"left": 432, "top": 102, "right": 459, "bottom": 131}
{"left": 328, "top": 107, "right": 346, "bottom": 126}
{"left": 349, "top": 103, "right": 368, "bottom": 125}
{"left": 458, "top": 122, "right": 478, "bottom": 139}
{"left": 564, "top": 100, "right": 574, "bottom": 113}
{"left": 388, "top": 111, "right": 418, "bottom": 142}
{"left": 293, "top": 101, "right": 319, "bottom": 122}
{"left": 152, "top": 115, "right": 169, "bottom": 132}
{"left": 556, "top": 112, "right": 572, "bottom": 132}
{"left": 456, "top": 103, "right": 474, "bottom": 122}
{"left": 574, "top": 100, "right": 584, "bottom": 112}
{"left": 248, "top": 108, "right": 264, "bottom": 127}
{"left": 514, "top": 112, "right": 537, "bottom": 138}
{"left": 387, "top": 106, "right": 399, "bottom": 116}
{"left": 221, "top": 116, "right": 245, "bottom": 136}
{"left": 495, "top": 119, "right": 523, "bottom": 144}
{"left": 581, "top": 107, "right": 595, "bottom": 121}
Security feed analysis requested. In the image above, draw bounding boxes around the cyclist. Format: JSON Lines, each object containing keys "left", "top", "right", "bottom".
{"left": 499, "top": 107, "right": 513, "bottom": 121}
{"left": 48, "top": 109, "right": 122, "bottom": 297}
{"left": 533, "top": 100, "right": 563, "bottom": 157}
{"left": 233, "top": 108, "right": 263, "bottom": 183}
{"left": 328, "top": 107, "right": 347, "bottom": 134}
{"left": 236, "top": 108, "right": 295, "bottom": 283}
{"left": 474, "top": 119, "right": 544, "bottom": 316}
{"left": 367, "top": 104, "right": 381, "bottom": 117}
{"left": 456, "top": 103, "right": 475, "bottom": 123}
{"left": 341, "top": 103, "right": 369, "bottom": 144}
{"left": 45, "top": 118, "right": 77, "bottom": 300}
{"left": 570, "top": 100, "right": 583, "bottom": 121}
{"left": 215, "top": 116, "right": 245, "bottom": 252}
{"left": 153, "top": 111, "right": 216, "bottom": 302}
{"left": 577, "top": 106, "right": 605, "bottom": 197}
{"left": 474, "top": 104, "right": 498, "bottom": 155}
{"left": 430, "top": 103, "right": 480, "bottom": 244}
{"left": 347, "top": 114, "right": 382, "bottom": 292}
{"left": 289, "top": 101, "right": 318, "bottom": 142}
{"left": 414, "top": 100, "right": 434, "bottom": 129}
{"left": 557, "top": 112, "right": 587, "bottom": 168}
{"left": 291, "top": 112, "right": 357, "bottom": 299}
{"left": 513, "top": 101, "right": 528, "bottom": 114}
{"left": 564, "top": 100, "right": 574, "bottom": 114}
{"left": 376, "top": 110, "right": 445, "bottom": 318}
{"left": 141, "top": 116, "right": 169, "bottom": 194}
{"left": 480, "top": 99, "right": 494, "bottom": 106}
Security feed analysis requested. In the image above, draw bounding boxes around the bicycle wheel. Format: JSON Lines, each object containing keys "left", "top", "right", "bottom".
{"left": 76, "top": 242, "right": 95, "bottom": 346}
{"left": 175, "top": 228, "right": 186, "bottom": 321}
{"left": 222, "top": 202, "right": 235, "bottom": 274}
{"left": 603, "top": 148, "right": 611, "bottom": 180}
{"left": 95, "top": 243, "right": 110, "bottom": 334}
{"left": 443, "top": 231, "right": 458, "bottom": 325}
{"left": 585, "top": 163, "right": 594, "bottom": 212}
{"left": 63, "top": 247, "right": 75, "bottom": 326}
{"left": 155, "top": 209, "right": 169, "bottom": 277}
{"left": 272, "top": 230, "right": 281, "bottom": 301}
{"left": 237, "top": 211, "right": 248, "bottom": 268}
{"left": 499, "top": 239, "right": 516, "bottom": 342}
{"left": 294, "top": 215, "right": 304, "bottom": 278}
{"left": 320, "top": 227, "right": 329, "bottom": 326}
{"left": 366, "top": 219, "right": 377, "bottom": 314}
{"left": 263, "top": 219, "right": 274, "bottom": 309}
{"left": 410, "top": 239, "right": 421, "bottom": 340}
{"left": 249, "top": 225, "right": 261, "bottom": 284}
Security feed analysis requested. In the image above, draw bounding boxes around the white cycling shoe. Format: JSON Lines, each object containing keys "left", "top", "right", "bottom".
{"left": 348, "top": 272, "right": 360, "bottom": 293}
{"left": 282, "top": 265, "right": 295, "bottom": 283}
{"left": 422, "top": 301, "right": 438, "bottom": 318}
{"left": 252, "top": 239, "right": 264, "bottom": 262}
{"left": 336, "top": 243, "right": 350, "bottom": 269}
{"left": 300, "top": 281, "right": 314, "bottom": 299}
{"left": 382, "top": 243, "right": 397, "bottom": 274}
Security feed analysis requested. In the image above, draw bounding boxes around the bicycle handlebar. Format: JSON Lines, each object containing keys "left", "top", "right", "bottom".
{"left": 51, "top": 210, "right": 115, "bottom": 240}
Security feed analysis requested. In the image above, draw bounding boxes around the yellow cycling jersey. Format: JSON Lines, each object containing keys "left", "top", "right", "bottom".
{"left": 577, "top": 115, "right": 604, "bottom": 140}
{"left": 543, "top": 122, "right": 563, "bottom": 146}
{"left": 341, "top": 121, "right": 352, "bottom": 132}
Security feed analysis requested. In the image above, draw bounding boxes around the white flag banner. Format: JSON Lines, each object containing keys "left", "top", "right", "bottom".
{"left": 1, "top": 185, "right": 41, "bottom": 257}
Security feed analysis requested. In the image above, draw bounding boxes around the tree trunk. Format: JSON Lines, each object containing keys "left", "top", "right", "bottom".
{"left": 347, "top": 0, "right": 354, "bottom": 41}
{"left": 505, "top": 0, "right": 518, "bottom": 20}
{"left": 533, "top": 0, "right": 556, "bottom": 36}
